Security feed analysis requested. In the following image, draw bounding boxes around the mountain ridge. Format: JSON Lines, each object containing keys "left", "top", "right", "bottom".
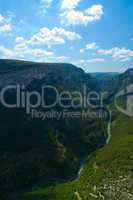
{"left": 0, "top": 59, "right": 106, "bottom": 200}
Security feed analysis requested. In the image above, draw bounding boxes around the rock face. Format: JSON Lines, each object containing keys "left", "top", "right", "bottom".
{"left": 119, "top": 68, "right": 133, "bottom": 90}
{"left": 91, "top": 68, "right": 133, "bottom": 94}
{"left": 0, "top": 59, "right": 93, "bottom": 88}
{"left": 0, "top": 59, "right": 106, "bottom": 199}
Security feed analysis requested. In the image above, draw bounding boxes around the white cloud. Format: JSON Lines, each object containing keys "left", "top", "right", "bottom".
{"left": 0, "top": 14, "right": 4, "bottom": 23}
{"left": 15, "top": 36, "right": 25, "bottom": 43}
{"left": 60, "top": 4, "right": 104, "bottom": 26}
{"left": 86, "top": 42, "right": 99, "bottom": 49}
{"left": 85, "top": 4, "right": 103, "bottom": 19}
{"left": 0, "top": 46, "right": 14, "bottom": 58}
{"left": 10, "top": 27, "right": 81, "bottom": 61}
{"left": 0, "top": 24, "right": 12, "bottom": 34}
{"left": 79, "top": 59, "right": 85, "bottom": 63}
{"left": 79, "top": 42, "right": 99, "bottom": 54}
{"left": 87, "top": 58, "right": 105, "bottom": 63}
{"left": 74, "top": 58, "right": 105, "bottom": 66}
{"left": 0, "top": 13, "right": 13, "bottom": 35}
{"left": 30, "top": 48, "right": 54, "bottom": 57}
{"left": 15, "top": 42, "right": 54, "bottom": 58}
{"left": 98, "top": 47, "right": 133, "bottom": 62}
{"left": 27, "top": 27, "right": 82, "bottom": 46}
{"left": 61, "top": 0, "right": 82, "bottom": 11}
{"left": 80, "top": 49, "right": 84, "bottom": 53}
{"left": 61, "top": 10, "right": 94, "bottom": 26}
{"left": 0, "top": 44, "right": 54, "bottom": 60}
{"left": 39, "top": 0, "right": 53, "bottom": 16}
{"left": 58, "top": 56, "right": 66, "bottom": 62}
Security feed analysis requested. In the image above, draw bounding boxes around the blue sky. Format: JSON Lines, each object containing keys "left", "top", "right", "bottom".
{"left": 0, "top": 0, "right": 133, "bottom": 72}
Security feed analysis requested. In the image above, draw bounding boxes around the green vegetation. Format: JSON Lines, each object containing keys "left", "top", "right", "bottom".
{"left": 0, "top": 60, "right": 106, "bottom": 200}
{"left": 0, "top": 60, "right": 132, "bottom": 200}
{"left": 18, "top": 110, "right": 133, "bottom": 200}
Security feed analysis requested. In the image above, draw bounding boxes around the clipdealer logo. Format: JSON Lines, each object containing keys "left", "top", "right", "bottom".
{"left": 0, "top": 84, "right": 105, "bottom": 114}
{"left": 115, "top": 84, "right": 133, "bottom": 117}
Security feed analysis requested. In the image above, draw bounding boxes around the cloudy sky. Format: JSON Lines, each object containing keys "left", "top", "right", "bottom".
{"left": 0, "top": 0, "right": 133, "bottom": 72}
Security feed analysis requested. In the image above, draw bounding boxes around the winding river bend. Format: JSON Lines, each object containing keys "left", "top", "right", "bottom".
{"left": 75, "top": 108, "right": 112, "bottom": 181}
{"left": 12, "top": 109, "right": 112, "bottom": 199}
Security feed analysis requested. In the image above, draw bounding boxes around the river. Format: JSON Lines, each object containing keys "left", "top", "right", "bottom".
{"left": 75, "top": 108, "right": 112, "bottom": 181}
{"left": 11, "top": 109, "right": 112, "bottom": 199}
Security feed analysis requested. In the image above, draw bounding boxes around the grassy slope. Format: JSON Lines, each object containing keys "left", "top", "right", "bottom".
{"left": 18, "top": 108, "right": 133, "bottom": 200}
